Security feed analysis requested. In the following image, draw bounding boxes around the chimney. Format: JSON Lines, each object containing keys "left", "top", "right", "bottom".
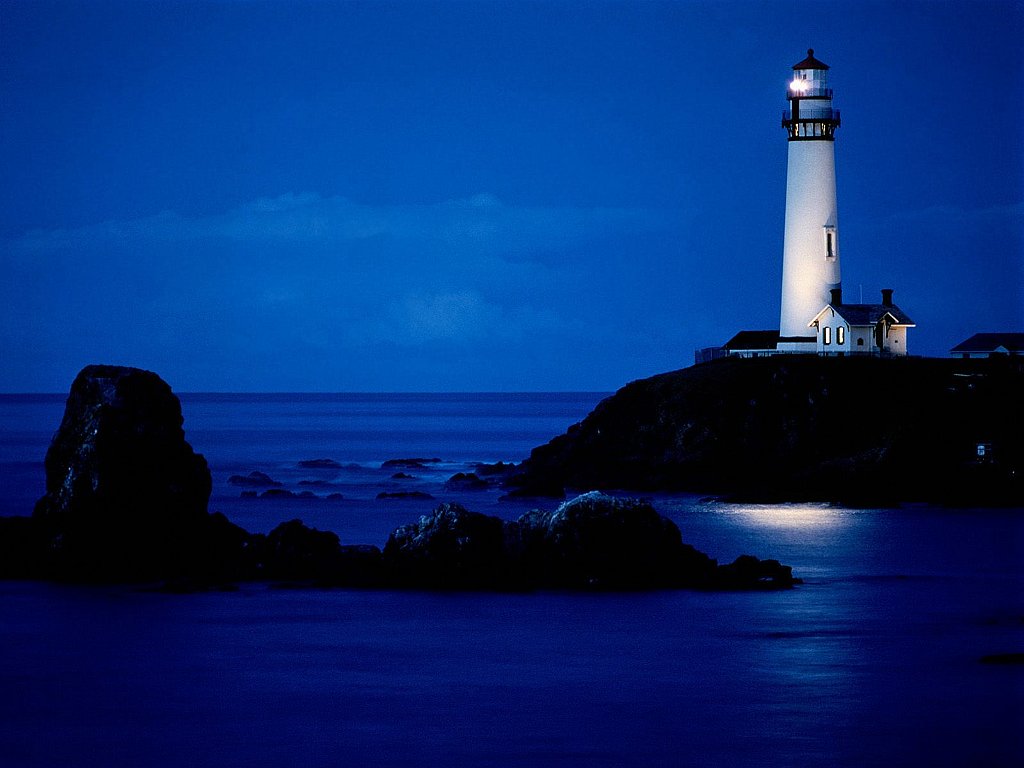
{"left": 830, "top": 287, "right": 843, "bottom": 306}
{"left": 881, "top": 288, "right": 893, "bottom": 307}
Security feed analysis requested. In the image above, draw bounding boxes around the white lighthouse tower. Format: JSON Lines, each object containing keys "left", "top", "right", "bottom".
{"left": 778, "top": 49, "right": 842, "bottom": 352}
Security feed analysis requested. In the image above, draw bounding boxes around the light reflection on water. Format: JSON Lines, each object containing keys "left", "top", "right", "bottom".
{"left": 723, "top": 502, "right": 851, "bottom": 531}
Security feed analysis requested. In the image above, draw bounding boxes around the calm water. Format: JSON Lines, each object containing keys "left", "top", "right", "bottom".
{"left": 0, "top": 393, "right": 1021, "bottom": 767}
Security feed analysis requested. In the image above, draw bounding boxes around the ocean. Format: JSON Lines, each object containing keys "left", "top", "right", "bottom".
{"left": 0, "top": 393, "right": 1021, "bottom": 767}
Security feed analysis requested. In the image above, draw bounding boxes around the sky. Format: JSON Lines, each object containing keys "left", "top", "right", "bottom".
{"left": 1, "top": 0, "right": 1021, "bottom": 392}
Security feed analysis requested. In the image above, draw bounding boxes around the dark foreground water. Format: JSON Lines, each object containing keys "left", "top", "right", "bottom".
{"left": 1, "top": 393, "right": 1021, "bottom": 767}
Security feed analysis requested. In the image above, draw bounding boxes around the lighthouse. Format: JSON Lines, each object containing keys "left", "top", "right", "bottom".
{"left": 700, "top": 48, "right": 916, "bottom": 365}
{"left": 778, "top": 49, "right": 842, "bottom": 351}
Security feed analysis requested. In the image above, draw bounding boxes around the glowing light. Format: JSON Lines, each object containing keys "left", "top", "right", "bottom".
{"left": 790, "top": 78, "right": 809, "bottom": 93}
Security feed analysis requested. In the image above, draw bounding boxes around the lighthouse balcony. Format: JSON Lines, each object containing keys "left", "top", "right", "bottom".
{"left": 782, "top": 111, "right": 840, "bottom": 139}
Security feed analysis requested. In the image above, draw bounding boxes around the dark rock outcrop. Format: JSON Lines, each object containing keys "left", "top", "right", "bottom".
{"left": 382, "top": 458, "right": 442, "bottom": 469}
{"left": 979, "top": 653, "right": 1024, "bottom": 665}
{"left": 713, "top": 555, "right": 798, "bottom": 590}
{"left": 444, "top": 472, "right": 489, "bottom": 491}
{"left": 474, "top": 461, "right": 517, "bottom": 476}
{"left": 379, "top": 492, "right": 796, "bottom": 591}
{"left": 253, "top": 519, "right": 346, "bottom": 582}
{"left": 508, "top": 356, "right": 1024, "bottom": 505}
{"left": 228, "top": 471, "right": 282, "bottom": 487}
{"left": 32, "top": 365, "right": 217, "bottom": 581}
{"left": 0, "top": 516, "right": 45, "bottom": 580}
{"left": 377, "top": 491, "right": 435, "bottom": 500}
{"left": 506, "top": 492, "right": 716, "bottom": 589}
{"left": 297, "top": 458, "right": 342, "bottom": 469}
{"left": 383, "top": 503, "right": 508, "bottom": 589}
{"left": 261, "top": 488, "right": 298, "bottom": 499}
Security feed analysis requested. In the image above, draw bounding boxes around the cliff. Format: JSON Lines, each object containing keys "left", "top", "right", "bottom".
{"left": 508, "top": 356, "right": 1024, "bottom": 505}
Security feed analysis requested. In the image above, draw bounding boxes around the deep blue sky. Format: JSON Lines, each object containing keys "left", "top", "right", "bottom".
{"left": 2, "top": 1, "right": 1021, "bottom": 391}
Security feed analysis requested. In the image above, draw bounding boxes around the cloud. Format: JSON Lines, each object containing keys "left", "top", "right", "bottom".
{"left": 1, "top": 193, "right": 672, "bottom": 390}
{"left": 12, "top": 192, "right": 664, "bottom": 255}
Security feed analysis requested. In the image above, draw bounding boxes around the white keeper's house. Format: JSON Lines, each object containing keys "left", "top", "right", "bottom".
{"left": 809, "top": 287, "right": 915, "bottom": 356}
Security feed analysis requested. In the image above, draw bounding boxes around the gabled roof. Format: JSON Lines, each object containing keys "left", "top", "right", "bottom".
{"left": 810, "top": 303, "right": 915, "bottom": 327}
{"left": 724, "top": 330, "right": 779, "bottom": 350}
{"left": 792, "top": 48, "right": 829, "bottom": 70}
{"left": 950, "top": 332, "right": 1024, "bottom": 353}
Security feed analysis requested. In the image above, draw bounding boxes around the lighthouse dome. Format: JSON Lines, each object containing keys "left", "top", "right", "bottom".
{"left": 792, "top": 48, "right": 829, "bottom": 70}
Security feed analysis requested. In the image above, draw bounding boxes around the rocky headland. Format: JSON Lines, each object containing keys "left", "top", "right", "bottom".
{"left": 507, "top": 356, "right": 1024, "bottom": 506}
{"left": 0, "top": 364, "right": 797, "bottom": 590}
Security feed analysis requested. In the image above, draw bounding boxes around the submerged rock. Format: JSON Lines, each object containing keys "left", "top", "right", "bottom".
{"left": 377, "top": 491, "right": 435, "bottom": 500}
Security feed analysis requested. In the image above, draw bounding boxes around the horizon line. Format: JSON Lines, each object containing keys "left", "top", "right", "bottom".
{"left": 0, "top": 390, "right": 615, "bottom": 397}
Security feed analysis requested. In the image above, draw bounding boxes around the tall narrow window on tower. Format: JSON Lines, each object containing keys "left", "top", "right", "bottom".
{"left": 824, "top": 225, "right": 836, "bottom": 259}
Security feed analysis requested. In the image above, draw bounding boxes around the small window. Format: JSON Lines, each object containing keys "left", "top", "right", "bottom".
{"left": 837, "top": 326, "right": 845, "bottom": 345}
{"left": 857, "top": 338, "right": 864, "bottom": 347}
{"left": 823, "top": 327, "right": 832, "bottom": 345}
{"left": 824, "top": 226, "right": 836, "bottom": 259}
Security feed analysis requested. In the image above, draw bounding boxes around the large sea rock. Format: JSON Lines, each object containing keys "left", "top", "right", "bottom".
{"left": 32, "top": 365, "right": 219, "bottom": 580}
{"left": 383, "top": 502, "right": 508, "bottom": 589}
{"left": 508, "top": 356, "right": 1024, "bottom": 505}
{"left": 251, "top": 518, "right": 383, "bottom": 586}
{"left": 507, "top": 492, "right": 716, "bottom": 589}
{"left": 381, "top": 493, "right": 796, "bottom": 590}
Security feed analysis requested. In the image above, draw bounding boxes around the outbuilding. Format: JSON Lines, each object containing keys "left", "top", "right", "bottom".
{"left": 949, "top": 333, "right": 1024, "bottom": 359}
